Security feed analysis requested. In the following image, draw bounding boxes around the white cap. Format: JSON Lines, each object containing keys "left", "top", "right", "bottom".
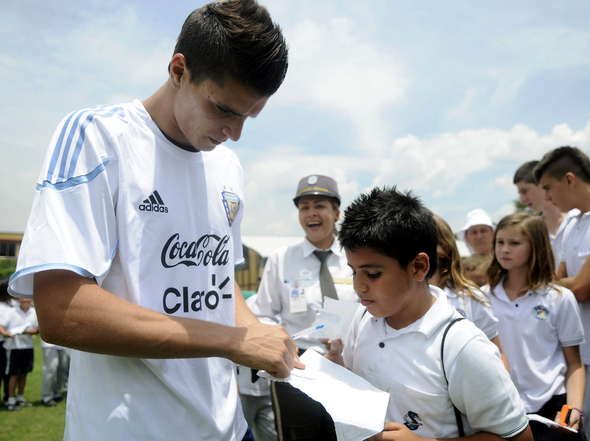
{"left": 461, "top": 208, "right": 494, "bottom": 232}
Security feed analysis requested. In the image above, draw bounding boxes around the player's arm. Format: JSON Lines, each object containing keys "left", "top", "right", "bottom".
{"left": 562, "top": 345, "right": 585, "bottom": 429}
{"left": 34, "top": 269, "right": 300, "bottom": 377}
{"left": 366, "top": 423, "right": 533, "bottom": 440}
{"left": 557, "top": 256, "right": 590, "bottom": 302}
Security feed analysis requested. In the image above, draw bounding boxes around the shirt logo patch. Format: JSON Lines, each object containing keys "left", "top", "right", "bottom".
{"left": 403, "top": 411, "right": 423, "bottom": 431}
{"left": 138, "top": 190, "right": 168, "bottom": 213}
{"left": 533, "top": 305, "right": 549, "bottom": 320}
{"left": 222, "top": 190, "right": 240, "bottom": 226}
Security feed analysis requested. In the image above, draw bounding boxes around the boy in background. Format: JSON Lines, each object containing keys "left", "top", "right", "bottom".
{"left": 4, "top": 298, "right": 38, "bottom": 411}
{"left": 330, "top": 187, "right": 532, "bottom": 440}
{"left": 535, "top": 145, "right": 590, "bottom": 440}
{"left": 513, "top": 160, "right": 576, "bottom": 266}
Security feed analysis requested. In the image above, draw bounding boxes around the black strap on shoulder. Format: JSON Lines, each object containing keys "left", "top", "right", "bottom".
{"left": 441, "top": 317, "right": 465, "bottom": 438}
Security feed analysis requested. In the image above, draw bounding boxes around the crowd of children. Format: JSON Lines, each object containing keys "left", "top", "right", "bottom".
{"left": 0, "top": 280, "right": 69, "bottom": 412}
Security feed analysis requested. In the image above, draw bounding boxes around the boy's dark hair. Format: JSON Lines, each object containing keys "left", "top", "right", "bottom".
{"left": 533, "top": 146, "right": 590, "bottom": 184}
{"left": 174, "top": 0, "right": 288, "bottom": 96}
{"left": 513, "top": 160, "right": 539, "bottom": 184}
{"left": 338, "top": 187, "right": 438, "bottom": 278}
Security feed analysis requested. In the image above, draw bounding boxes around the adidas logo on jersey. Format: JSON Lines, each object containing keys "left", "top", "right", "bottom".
{"left": 138, "top": 190, "right": 168, "bottom": 213}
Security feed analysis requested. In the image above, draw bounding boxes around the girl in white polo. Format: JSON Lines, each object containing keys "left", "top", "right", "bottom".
{"left": 487, "top": 212, "right": 585, "bottom": 440}
{"left": 430, "top": 214, "right": 507, "bottom": 360}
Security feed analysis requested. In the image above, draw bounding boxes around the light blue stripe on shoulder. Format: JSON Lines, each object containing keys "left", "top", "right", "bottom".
{"left": 66, "top": 107, "right": 123, "bottom": 180}
{"left": 46, "top": 110, "right": 83, "bottom": 182}
{"left": 36, "top": 159, "right": 110, "bottom": 191}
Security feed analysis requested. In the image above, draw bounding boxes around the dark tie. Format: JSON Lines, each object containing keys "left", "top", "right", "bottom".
{"left": 313, "top": 250, "right": 338, "bottom": 300}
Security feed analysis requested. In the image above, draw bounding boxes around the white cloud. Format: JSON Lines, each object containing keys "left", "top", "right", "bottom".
{"left": 273, "top": 16, "right": 407, "bottom": 152}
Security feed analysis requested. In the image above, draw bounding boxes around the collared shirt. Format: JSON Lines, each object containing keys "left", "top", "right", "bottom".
{"left": 343, "top": 286, "right": 527, "bottom": 439}
{"left": 550, "top": 209, "right": 579, "bottom": 266}
{"left": 443, "top": 285, "right": 498, "bottom": 340}
{"left": 560, "top": 209, "right": 590, "bottom": 364}
{"left": 489, "top": 282, "right": 584, "bottom": 412}
{"left": 253, "top": 237, "right": 356, "bottom": 345}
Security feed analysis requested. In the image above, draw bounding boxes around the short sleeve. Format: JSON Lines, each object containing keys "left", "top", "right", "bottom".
{"left": 447, "top": 334, "right": 528, "bottom": 438}
{"left": 342, "top": 306, "right": 366, "bottom": 370}
{"left": 9, "top": 107, "right": 123, "bottom": 298}
{"left": 229, "top": 153, "right": 245, "bottom": 266}
{"left": 555, "top": 287, "right": 585, "bottom": 347}
{"left": 469, "top": 298, "right": 499, "bottom": 340}
{"left": 250, "top": 251, "right": 283, "bottom": 323}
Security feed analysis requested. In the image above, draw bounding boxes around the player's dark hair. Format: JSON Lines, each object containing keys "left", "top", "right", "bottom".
{"left": 513, "top": 160, "right": 539, "bottom": 184}
{"left": 533, "top": 146, "right": 590, "bottom": 184}
{"left": 338, "top": 187, "right": 438, "bottom": 278}
{"left": 174, "top": 0, "right": 288, "bottom": 96}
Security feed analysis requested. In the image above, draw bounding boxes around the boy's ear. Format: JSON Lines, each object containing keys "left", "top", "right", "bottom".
{"left": 564, "top": 171, "right": 577, "bottom": 187}
{"left": 411, "top": 252, "right": 430, "bottom": 282}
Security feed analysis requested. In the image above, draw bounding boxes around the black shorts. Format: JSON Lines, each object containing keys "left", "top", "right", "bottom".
{"left": 7, "top": 348, "right": 34, "bottom": 376}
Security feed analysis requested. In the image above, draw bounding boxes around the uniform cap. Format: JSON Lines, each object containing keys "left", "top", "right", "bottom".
{"left": 293, "top": 174, "right": 340, "bottom": 206}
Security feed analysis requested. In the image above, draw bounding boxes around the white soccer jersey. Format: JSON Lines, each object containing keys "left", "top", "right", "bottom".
{"left": 9, "top": 100, "right": 247, "bottom": 441}
{"left": 489, "top": 282, "right": 584, "bottom": 413}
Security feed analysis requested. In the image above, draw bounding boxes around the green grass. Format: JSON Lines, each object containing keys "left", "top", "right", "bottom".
{"left": 0, "top": 337, "right": 66, "bottom": 441}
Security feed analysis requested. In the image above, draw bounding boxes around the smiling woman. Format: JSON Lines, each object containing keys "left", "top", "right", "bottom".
{"left": 247, "top": 174, "right": 359, "bottom": 441}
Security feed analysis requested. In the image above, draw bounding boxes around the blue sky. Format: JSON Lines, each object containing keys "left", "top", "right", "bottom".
{"left": 2, "top": 0, "right": 590, "bottom": 236}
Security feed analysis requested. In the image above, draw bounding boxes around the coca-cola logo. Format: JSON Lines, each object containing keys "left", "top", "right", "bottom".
{"left": 161, "top": 233, "right": 230, "bottom": 268}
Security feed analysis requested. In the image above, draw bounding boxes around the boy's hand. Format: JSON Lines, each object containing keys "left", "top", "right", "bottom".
{"left": 365, "top": 422, "right": 431, "bottom": 441}
{"left": 320, "top": 338, "right": 344, "bottom": 366}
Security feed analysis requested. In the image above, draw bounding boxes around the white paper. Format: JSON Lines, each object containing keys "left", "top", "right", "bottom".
{"left": 260, "top": 349, "right": 389, "bottom": 441}
{"left": 304, "top": 298, "right": 361, "bottom": 343}
{"left": 527, "top": 413, "right": 578, "bottom": 433}
{"left": 8, "top": 324, "right": 28, "bottom": 335}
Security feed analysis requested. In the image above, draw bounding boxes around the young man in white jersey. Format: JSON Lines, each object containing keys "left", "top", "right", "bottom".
{"left": 513, "top": 160, "right": 577, "bottom": 266}
{"left": 8, "top": 1, "right": 301, "bottom": 440}
{"left": 535, "top": 146, "right": 590, "bottom": 441}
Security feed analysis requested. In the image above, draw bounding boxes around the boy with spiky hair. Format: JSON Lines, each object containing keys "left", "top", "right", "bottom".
{"left": 334, "top": 187, "right": 532, "bottom": 440}
{"left": 534, "top": 145, "right": 590, "bottom": 440}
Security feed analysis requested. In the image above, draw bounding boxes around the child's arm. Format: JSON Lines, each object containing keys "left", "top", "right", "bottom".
{"left": 561, "top": 345, "right": 585, "bottom": 429}
{"left": 365, "top": 422, "right": 533, "bottom": 440}
{"left": 557, "top": 256, "right": 590, "bottom": 302}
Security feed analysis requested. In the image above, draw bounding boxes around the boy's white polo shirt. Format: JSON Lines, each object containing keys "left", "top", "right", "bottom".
{"left": 442, "top": 285, "right": 498, "bottom": 340}
{"left": 489, "top": 282, "right": 584, "bottom": 412}
{"left": 4, "top": 306, "right": 37, "bottom": 350}
{"left": 343, "top": 286, "right": 527, "bottom": 439}
{"left": 550, "top": 209, "right": 579, "bottom": 267}
{"left": 561, "top": 209, "right": 590, "bottom": 364}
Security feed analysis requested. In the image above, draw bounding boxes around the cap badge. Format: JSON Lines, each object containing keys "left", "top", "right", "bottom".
{"left": 307, "top": 175, "right": 318, "bottom": 185}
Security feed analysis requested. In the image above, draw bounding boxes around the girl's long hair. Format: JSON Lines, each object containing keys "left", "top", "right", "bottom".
{"left": 487, "top": 212, "right": 556, "bottom": 291}
{"left": 433, "top": 214, "right": 488, "bottom": 304}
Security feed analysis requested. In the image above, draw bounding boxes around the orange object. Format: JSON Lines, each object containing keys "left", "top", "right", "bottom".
{"left": 559, "top": 404, "right": 573, "bottom": 426}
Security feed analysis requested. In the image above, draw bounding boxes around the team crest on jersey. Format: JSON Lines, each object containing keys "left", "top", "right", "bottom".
{"left": 533, "top": 305, "right": 549, "bottom": 320}
{"left": 222, "top": 190, "right": 240, "bottom": 226}
{"left": 403, "top": 411, "right": 423, "bottom": 431}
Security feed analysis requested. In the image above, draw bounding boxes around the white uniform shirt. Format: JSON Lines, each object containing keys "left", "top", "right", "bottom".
{"left": 0, "top": 302, "right": 16, "bottom": 344}
{"left": 9, "top": 100, "right": 246, "bottom": 441}
{"left": 4, "top": 306, "right": 37, "bottom": 350}
{"left": 489, "top": 282, "right": 585, "bottom": 412}
{"left": 252, "top": 237, "right": 357, "bottom": 346}
{"left": 442, "top": 285, "right": 498, "bottom": 340}
{"left": 343, "top": 286, "right": 528, "bottom": 439}
{"left": 560, "top": 210, "right": 590, "bottom": 364}
{"left": 550, "top": 209, "right": 580, "bottom": 267}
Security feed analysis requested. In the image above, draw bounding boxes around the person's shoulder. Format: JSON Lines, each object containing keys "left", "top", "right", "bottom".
{"left": 205, "top": 144, "right": 242, "bottom": 165}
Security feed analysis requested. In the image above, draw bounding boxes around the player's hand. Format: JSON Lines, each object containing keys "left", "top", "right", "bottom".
{"left": 320, "top": 338, "right": 344, "bottom": 366}
{"left": 365, "top": 422, "right": 430, "bottom": 441}
{"left": 231, "top": 321, "right": 304, "bottom": 378}
{"left": 555, "top": 408, "right": 581, "bottom": 430}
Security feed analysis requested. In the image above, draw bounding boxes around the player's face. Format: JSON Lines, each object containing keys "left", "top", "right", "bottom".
{"left": 465, "top": 225, "right": 493, "bottom": 255}
{"left": 539, "top": 174, "right": 574, "bottom": 212}
{"left": 18, "top": 299, "right": 32, "bottom": 312}
{"left": 346, "top": 247, "right": 427, "bottom": 328}
{"left": 298, "top": 197, "right": 339, "bottom": 250}
{"left": 173, "top": 72, "right": 268, "bottom": 151}
{"left": 494, "top": 226, "right": 531, "bottom": 273}
{"left": 516, "top": 182, "right": 545, "bottom": 211}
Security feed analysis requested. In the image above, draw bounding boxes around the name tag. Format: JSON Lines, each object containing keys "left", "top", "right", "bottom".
{"left": 333, "top": 277, "right": 353, "bottom": 285}
{"left": 289, "top": 287, "right": 307, "bottom": 313}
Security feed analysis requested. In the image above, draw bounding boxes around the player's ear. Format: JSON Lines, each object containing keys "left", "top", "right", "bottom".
{"left": 169, "top": 53, "right": 187, "bottom": 88}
